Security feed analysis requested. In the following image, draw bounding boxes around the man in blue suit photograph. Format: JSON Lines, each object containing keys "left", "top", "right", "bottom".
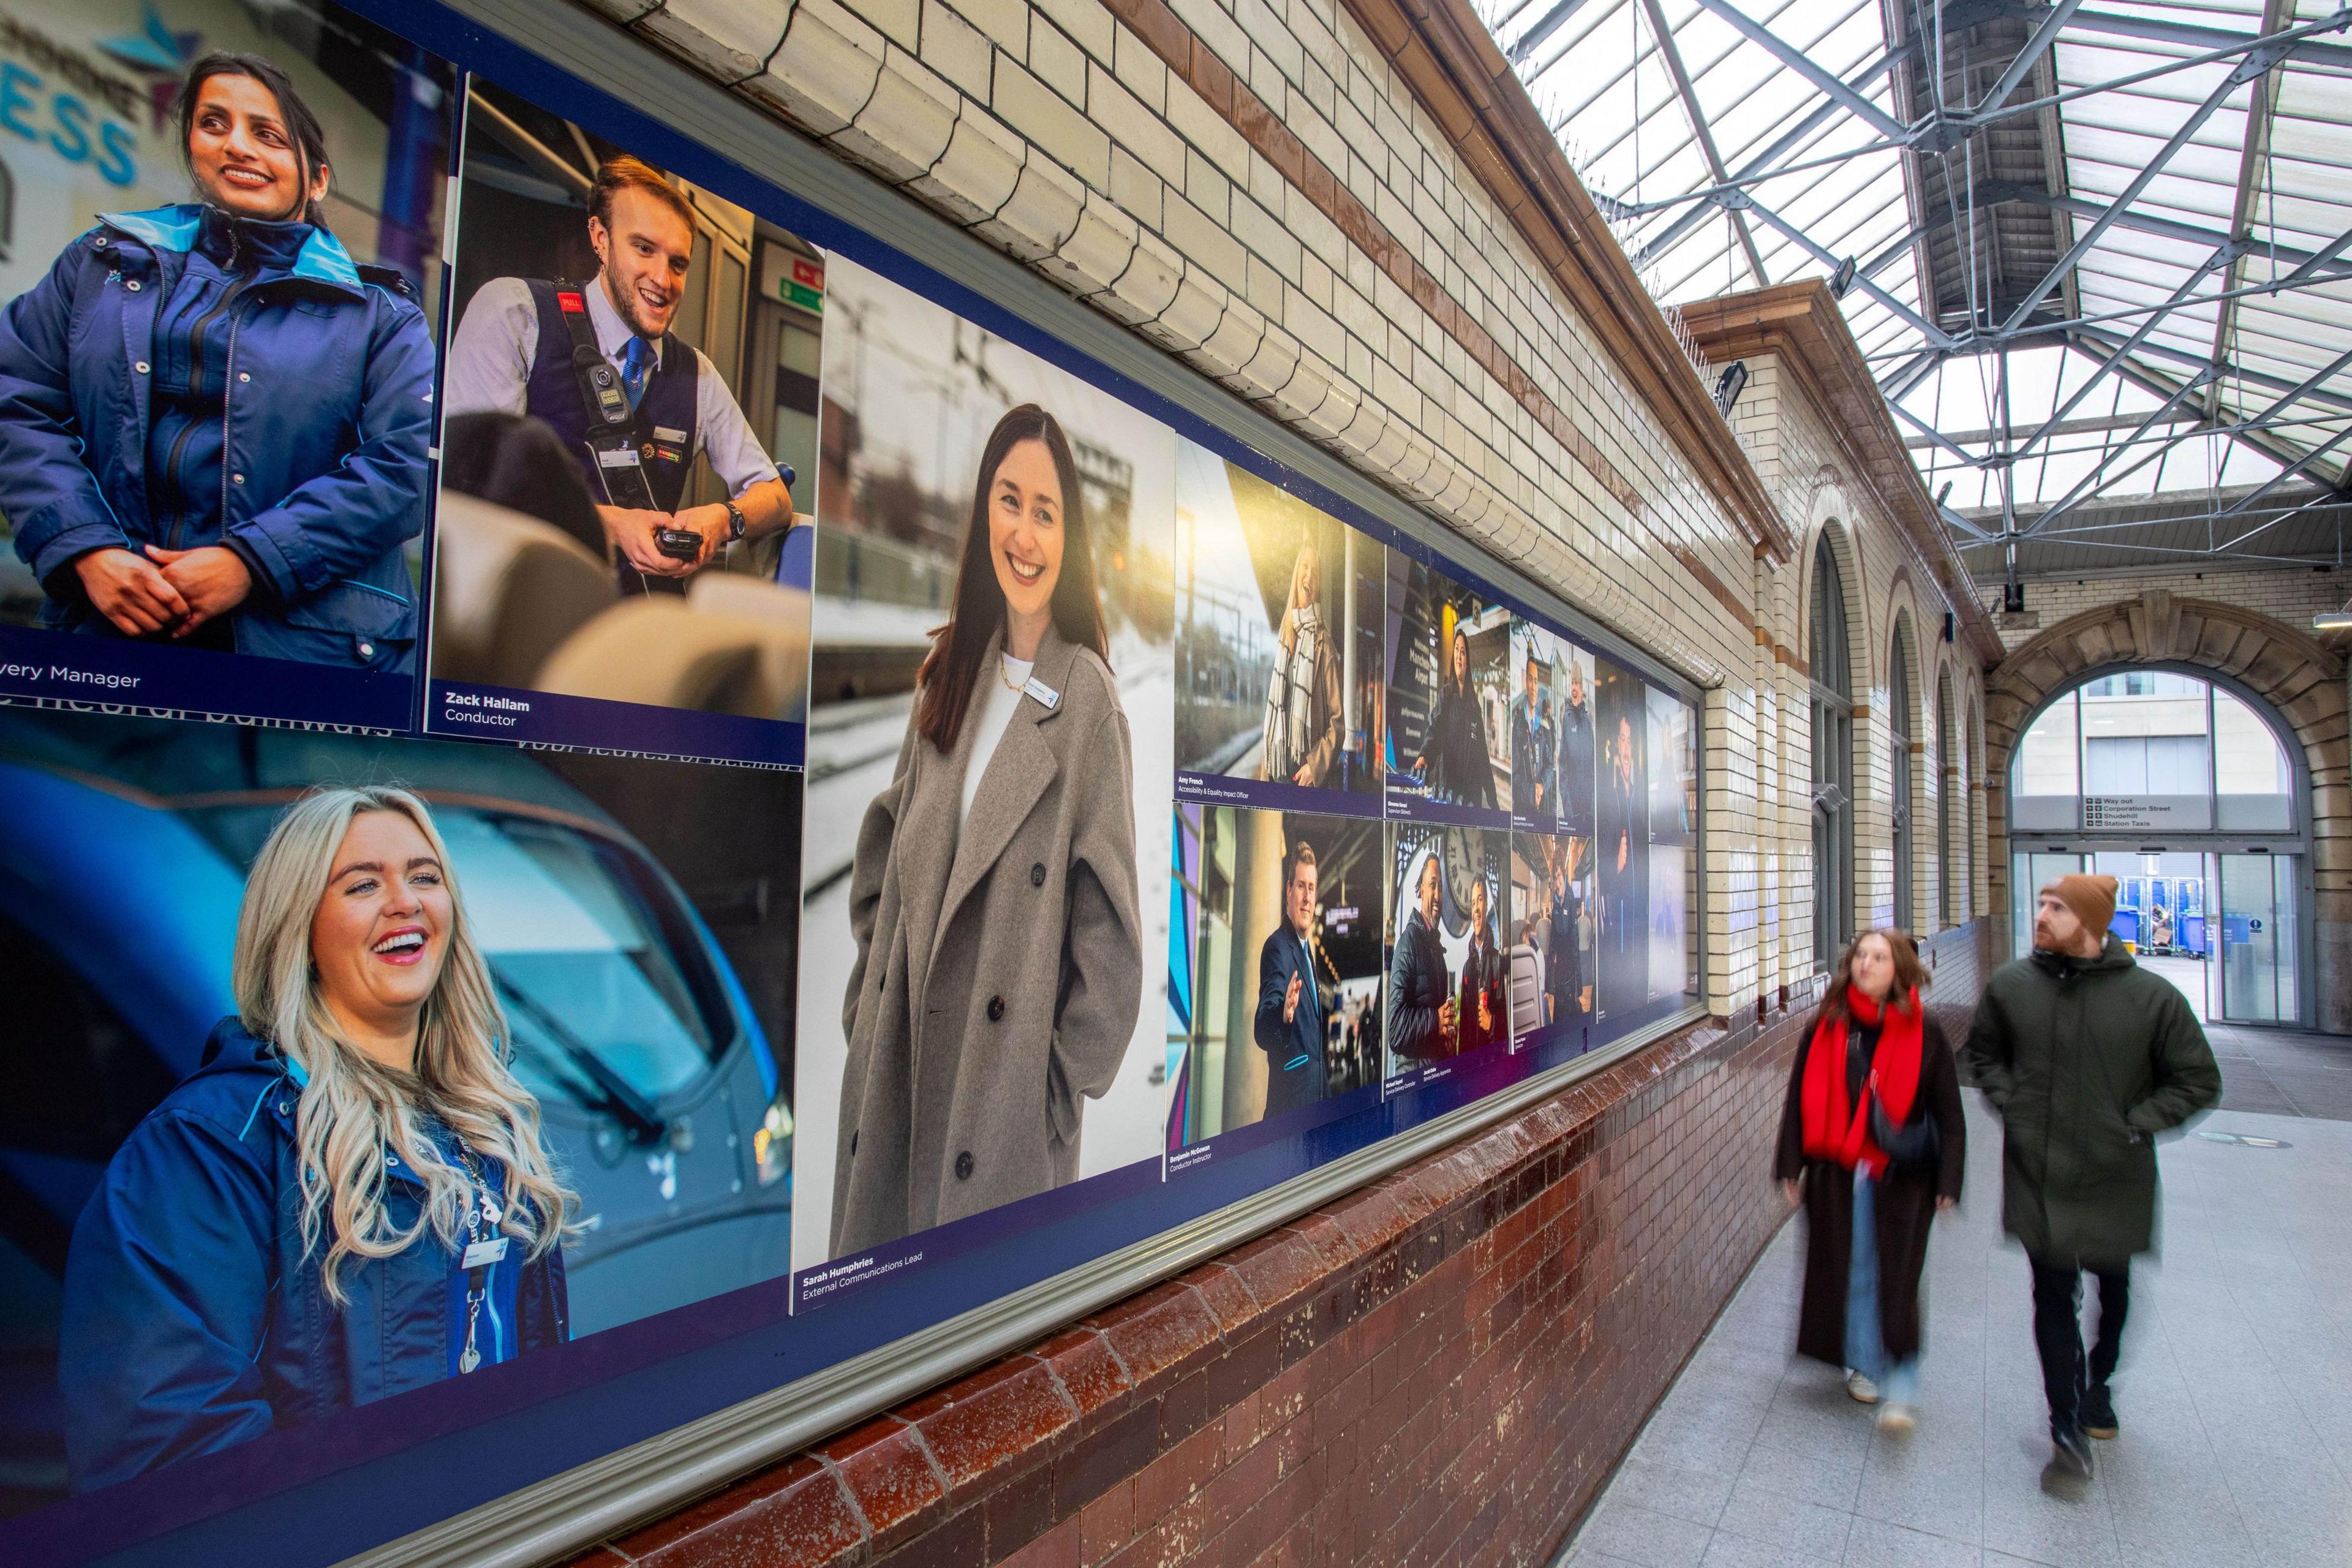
{"left": 1254, "top": 840, "right": 1329, "bottom": 1118}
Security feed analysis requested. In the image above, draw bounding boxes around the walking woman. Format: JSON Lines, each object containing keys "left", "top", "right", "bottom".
{"left": 833, "top": 403, "right": 1142, "bottom": 1257}
{"left": 1774, "top": 928, "right": 1964, "bottom": 1432}
{"left": 0, "top": 53, "right": 435, "bottom": 669}
{"left": 61, "top": 787, "right": 575, "bottom": 1490}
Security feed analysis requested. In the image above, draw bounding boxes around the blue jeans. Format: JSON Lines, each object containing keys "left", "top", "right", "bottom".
{"left": 1846, "top": 1169, "right": 1920, "bottom": 1405}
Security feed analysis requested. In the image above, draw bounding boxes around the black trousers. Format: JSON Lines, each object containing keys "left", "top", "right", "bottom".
{"left": 2030, "top": 1257, "right": 2130, "bottom": 1427}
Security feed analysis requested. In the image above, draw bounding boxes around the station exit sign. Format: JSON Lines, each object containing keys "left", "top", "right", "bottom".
{"left": 783, "top": 257, "right": 824, "bottom": 313}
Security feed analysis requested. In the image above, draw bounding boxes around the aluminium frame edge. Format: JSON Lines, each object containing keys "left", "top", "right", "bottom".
{"left": 437, "top": 0, "right": 1704, "bottom": 706}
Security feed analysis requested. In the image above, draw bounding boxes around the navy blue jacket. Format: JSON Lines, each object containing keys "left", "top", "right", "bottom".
{"left": 0, "top": 206, "right": 434, "bottom": 670}
{"left": 58, "top": 1019, "right": 568, "bottom": 1491}
{"left": 1252, "top": 925, "right": 1327, "bottom": 1118}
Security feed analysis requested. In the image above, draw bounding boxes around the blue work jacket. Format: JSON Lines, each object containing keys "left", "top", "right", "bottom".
{"left": 58, "top": 1019, "right": 569, "bottom": 1492}
{"left": 0, "top": 205, "right": 434, "bottom": 670}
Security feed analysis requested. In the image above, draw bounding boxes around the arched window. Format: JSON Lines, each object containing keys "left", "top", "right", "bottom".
{"left": 1966, "top": 697, "right": 1984, "bottom": 918}
{"left": 1810, "top": 538, "right": 1854, "bottom": 967}
{"left": 1937, "top": 675, "right": 1956, "bottom": 927}
{"left": 1890, "top": 625, "right": 1913, "bottom": 932}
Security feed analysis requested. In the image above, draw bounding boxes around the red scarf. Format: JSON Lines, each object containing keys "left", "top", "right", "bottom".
{"left": 1800, "top": 986, "right": 1924, "bottom": 1175}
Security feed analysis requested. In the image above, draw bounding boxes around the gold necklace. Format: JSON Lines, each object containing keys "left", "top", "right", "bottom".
{"left": 1000, "top": 655, "right": 1028, "bottom": 693}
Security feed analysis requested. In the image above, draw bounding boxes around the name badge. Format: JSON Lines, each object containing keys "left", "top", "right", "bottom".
{"left": 1022, "top": 676, "right": 1061, "bottom": 710}
{"left": 462, "top": 1236, "right": 510, "bottom": 1270}
{"left": 652, "top": 425, "right": 690, "bottom": 444}
{"left": 596, "top": 446, "right": 643, "bottom": 469}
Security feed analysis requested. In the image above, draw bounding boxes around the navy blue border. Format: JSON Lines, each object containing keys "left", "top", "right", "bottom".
{"left": 0, "top": 625, "right": 413, "bottom": 733}
{"left": 0, "top": 2, "right": 1706, "bottom": 1561}
{"left": 1173, "top": 769, "right": 1382, "bottom": 821}
{"left": 425, "top": 679, "right": 805, "bottom": 768}
{"left": 1165, "top": 1078, "right": 1385, "bottom": 1174}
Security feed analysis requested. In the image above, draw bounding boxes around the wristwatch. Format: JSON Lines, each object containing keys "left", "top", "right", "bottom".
{"left": 724, "top": 499, "right": 747, "bottom": 543}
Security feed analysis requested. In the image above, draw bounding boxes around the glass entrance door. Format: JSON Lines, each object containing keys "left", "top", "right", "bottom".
{"left": 2216, "top": 853, "right": 2301, "bottom": 1025}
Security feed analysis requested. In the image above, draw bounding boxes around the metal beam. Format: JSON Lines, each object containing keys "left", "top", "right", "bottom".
{"left": 1626, "top": 36, "right": 1920, "bottom": 258}
{"left": 1888, "top": 394, "right": 1988, "bottom": 467}
{"left": 2206, "top": 0, "right": 2299, "bottom": 429}
{"left": 2015, "top": 247, "right": 2234, "bottom": 459}
{"left": 2092, "top": 339, "right": 2352, "bottom": 500}
{"left": 1913, "top": 180, "right": 2350, "bottom": 278}
{"left": 2016, "top": 369, "right": 2219, "bottom": 537}
{"left": 1637, "top": 0, "right": 1770, "bottom": 288}
{"left": 2211, "top": 422, "right": 2352, "bottom": 525}
{"left": 2084, "top": 328, "right": 2352, "bottom": 420}
{"left": 1959, "top": 486, "right": 2348, "bottom": 539}
{"left": 1725, "top": 191, "right": 1960, "bottom": 344}
{"left": 1505, "top": 0, "right": 1601, "bottom": 66}
{"left": 1977, "top": 0, "right": 2085, "bottom": 112}
{"left": 2212, "top": 462, "right": 2352, "bottom": 550}
{"left": 2065, "top": 5, "right": 2352, "bottom": 75}
{"left": 1907, "top": 407, "right": 2350, "bottom": 450}
{"left": 1999, "top": 61, "right": 2255, "bottom": 335}
{"left": 1678, "top": 0, "right": 1913, "bottom": 143}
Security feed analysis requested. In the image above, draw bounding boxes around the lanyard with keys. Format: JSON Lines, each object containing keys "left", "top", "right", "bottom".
{"left": 447, "top": 1137, "right": 507, "bottom": 1374}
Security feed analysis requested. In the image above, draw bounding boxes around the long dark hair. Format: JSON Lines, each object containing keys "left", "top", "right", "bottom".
{"left": 176, "top": 52, "right": 331, "bottom": 228}
{"left": 913, "top": 404, "right": 1109, "bottom": 751}
{"left": 1809, "top": 926, "right": 1928, "bottom": 1042}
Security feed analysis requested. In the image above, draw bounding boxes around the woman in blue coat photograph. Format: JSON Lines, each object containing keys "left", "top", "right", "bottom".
{"left": 58, "top": 785, "right": 576, "bottom": 1491}
{"left": 0, "top": 52, "right": 436, "bottom": 670}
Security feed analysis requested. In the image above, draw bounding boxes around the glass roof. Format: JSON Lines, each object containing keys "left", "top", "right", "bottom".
{"left": 1477, "top": 0, "right": 2352, "bottom": 557}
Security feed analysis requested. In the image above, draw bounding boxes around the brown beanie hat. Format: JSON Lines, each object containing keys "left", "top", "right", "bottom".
{"left": 2042, "top": 873, "right": 2118, "bottom": 937}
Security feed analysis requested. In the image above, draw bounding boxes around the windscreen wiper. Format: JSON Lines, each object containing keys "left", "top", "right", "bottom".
{"left": 494, "top": 976, "right": 668, "bottom": 1144}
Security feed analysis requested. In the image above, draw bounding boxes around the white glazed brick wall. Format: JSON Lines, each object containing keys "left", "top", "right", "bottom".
{"left": 1989, "top": 567, "right": 2348, "bottom": 652}
{"left": 1746, "top": 352, "right": 1989, "bottom": 965}
{"left": 580, "top": 0, "right": 1982, "bottom": 1008}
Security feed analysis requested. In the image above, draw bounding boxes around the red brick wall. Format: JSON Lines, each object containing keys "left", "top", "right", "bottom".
{"left": 572, "top": 921, "right": 1994, "bottom": 1568}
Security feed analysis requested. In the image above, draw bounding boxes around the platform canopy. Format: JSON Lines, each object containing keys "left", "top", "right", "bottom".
{"left": 1478, "top": 0, "right": 2352, "bottom": 579}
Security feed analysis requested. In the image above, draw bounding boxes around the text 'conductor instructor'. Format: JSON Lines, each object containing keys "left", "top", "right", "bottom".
{"left": 442, "top": 156, "right": 795, "bottom": 591}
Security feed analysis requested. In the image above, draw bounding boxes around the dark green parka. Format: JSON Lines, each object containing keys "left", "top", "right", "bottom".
{"left": 1963, "top": 935, "right": 2222, "bottom": 1269}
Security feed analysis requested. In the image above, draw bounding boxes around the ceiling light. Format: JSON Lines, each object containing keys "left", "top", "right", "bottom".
{"left": 2315, "top": 609, "right": 2352, "bottom": 631}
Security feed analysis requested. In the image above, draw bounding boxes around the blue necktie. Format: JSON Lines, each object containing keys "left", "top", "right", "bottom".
{"left": 619, "top": 336, "right": 652, "bottom": 413}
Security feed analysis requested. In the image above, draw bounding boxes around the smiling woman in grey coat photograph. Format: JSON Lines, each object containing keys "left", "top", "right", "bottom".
{"left": 831, "top": 404, "right": 1144, "bottom": 1256}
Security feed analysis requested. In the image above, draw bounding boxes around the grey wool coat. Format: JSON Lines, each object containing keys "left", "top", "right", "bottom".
{"left": 831, "top": 623, "right": 1142, "bottom": 1256}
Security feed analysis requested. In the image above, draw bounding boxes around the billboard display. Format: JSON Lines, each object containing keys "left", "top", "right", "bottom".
{"left": 0, "top": 2, "right": 1703, "bottom": 1561}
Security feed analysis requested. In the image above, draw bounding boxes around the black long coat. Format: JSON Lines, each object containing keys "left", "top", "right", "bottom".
{"left": 1774, "top": 1013, "right": 1966, "bottom": 1365}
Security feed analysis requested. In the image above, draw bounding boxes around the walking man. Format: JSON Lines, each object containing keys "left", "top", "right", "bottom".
{"left": 1964, "top": 873, "right": 2220, "bottom": 1477}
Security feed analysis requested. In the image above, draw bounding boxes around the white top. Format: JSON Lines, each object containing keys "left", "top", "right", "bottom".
{"left": 961, "top": 654, "right": 1034, "bottom": 829}
{"left": 441, "top": 275, "right": 782, "bottom": 499}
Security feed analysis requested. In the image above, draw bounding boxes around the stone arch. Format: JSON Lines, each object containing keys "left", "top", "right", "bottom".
{"left": 1985, "top": 589, "right": 2352, "bottom": 1031}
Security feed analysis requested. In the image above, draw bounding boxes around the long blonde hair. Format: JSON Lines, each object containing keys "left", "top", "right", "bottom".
{"left": 233, "top": 785, "right": 578, "bottom": 1302}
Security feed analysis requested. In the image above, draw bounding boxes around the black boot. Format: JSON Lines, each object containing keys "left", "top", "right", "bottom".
{"left": 2081, "top": 1382, "right": 2117, "bottom": 1439}
{"left": 2052, "top": 1419, "right": 2095, "bottom": 1477}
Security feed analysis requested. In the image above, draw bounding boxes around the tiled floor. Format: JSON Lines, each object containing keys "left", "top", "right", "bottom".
{"left": 1556, "top": 1091, "right": 2352, "bottom": 1567}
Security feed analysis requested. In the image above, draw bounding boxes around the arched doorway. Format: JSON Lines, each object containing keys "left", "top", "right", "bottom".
{"left": 1987, "top": 590, "right": 2351, "bottom": 1032}
{"left": 2008, "top": 667, "right": 2305, "bottom": 1023}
